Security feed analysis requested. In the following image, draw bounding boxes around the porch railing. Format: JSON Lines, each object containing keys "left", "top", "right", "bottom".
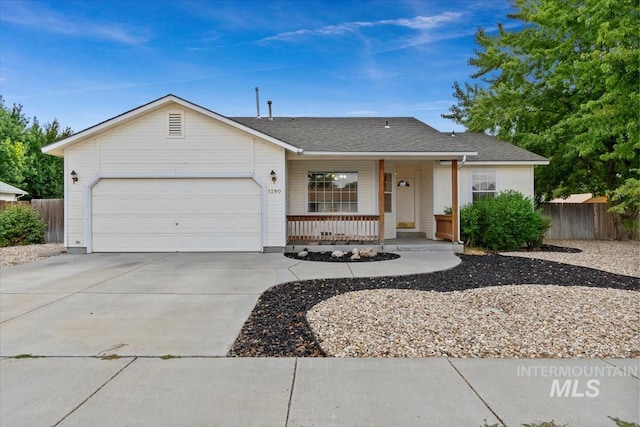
{"left": 434, "top": 214, "right": 453, "bottom": 241}
{"left": 287, "top": 215, "right": 379, "bottom": 242}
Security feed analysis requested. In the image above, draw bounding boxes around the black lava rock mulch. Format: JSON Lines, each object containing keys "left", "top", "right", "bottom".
{"left": 284, "top": 251, "right": 400, "bottom": 263}
{"left": 519, "top": 244, "right": 582, "bottom": 253}
{"left": 227, "top": 254, "right": 639, "bottom": 357}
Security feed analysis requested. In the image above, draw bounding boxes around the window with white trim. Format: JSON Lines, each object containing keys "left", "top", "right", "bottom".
{"left": 167, "top": 111, "right": 184, "bottom": 137}
{"left": 308, "top": 172, "right": 358, "bottom": 213}
{"left": 471, "top": 170, "right": 497, "bottom": 202}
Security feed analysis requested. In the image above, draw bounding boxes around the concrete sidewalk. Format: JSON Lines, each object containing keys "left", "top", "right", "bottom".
{"left": 1, "top": 357, "right": 637, "bottom": 426}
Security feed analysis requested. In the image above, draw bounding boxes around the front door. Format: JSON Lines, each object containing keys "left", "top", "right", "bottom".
{"left": 396, "top": 177, "right": 415, "bottom": 229}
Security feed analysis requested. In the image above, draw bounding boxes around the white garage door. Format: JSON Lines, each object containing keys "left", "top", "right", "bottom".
{"left": 91, "top": 178, "right": 262, "bottom": 252}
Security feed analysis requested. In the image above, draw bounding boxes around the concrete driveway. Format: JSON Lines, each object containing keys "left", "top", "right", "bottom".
{"left": 0, "top": 251, "right": 459, "bottom": 357}
{"left": 0, "top": 252, "right": 300, "bottom": 357}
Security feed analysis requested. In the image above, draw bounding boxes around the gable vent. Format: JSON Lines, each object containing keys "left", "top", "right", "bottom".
{"left": 167, "top": 111, "right": 184, "bottom": 137}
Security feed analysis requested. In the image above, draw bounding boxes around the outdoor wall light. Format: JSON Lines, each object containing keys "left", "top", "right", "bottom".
{"left": 397, "top": 180, "right": 410, "bottom": 187}
{"left": 70, "top": 170, "right": 78, "bottom": 184}
{"left": 270, "top": 170, "right": 277, "bottom": 183}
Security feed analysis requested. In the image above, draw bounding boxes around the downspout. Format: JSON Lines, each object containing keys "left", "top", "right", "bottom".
{"left": 456, "top": 155, "right": 467, "bottom": 244}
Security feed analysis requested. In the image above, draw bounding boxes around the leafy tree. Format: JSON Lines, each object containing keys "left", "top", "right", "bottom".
{"left": 22, "top": 118, "right": 72, "bottom": 199}
{"left": 444, "top": 0, "right": 639, "bottom": 215}
{"left": 0, "top": 101, "right": 28, "bottom": 186}
{"left": 0, "top": 99, "right": 71, "bottom": 199}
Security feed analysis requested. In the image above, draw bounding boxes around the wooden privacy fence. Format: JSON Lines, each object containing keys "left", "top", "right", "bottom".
{"left": 540, "top": 203, "right": 618, "bottom": 240}
{"left": 0, "top": 199, "right": 64, "bottom": 243}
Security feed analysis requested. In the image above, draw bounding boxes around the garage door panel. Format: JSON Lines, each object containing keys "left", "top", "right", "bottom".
{"left": 91, "top": 178, "right": 262, "bottom": 252}
{"left": 92, "top": 234, "right": 259, "bottom": 252}
{"left": 92, "top": 196, "right": 260, "bottom": 214}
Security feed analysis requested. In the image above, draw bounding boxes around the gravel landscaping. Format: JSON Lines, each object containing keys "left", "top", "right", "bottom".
{"left": 308, "top": 285, "right": 639, "bottom": 358}
{"left": 0, "top": 243, "right": 64, "bottom": 268}
{"left": 502, "top": 239, "right": 639, "bottom": 277}
{"left": 229, "top": 248, "right": 640, "bottom": 358}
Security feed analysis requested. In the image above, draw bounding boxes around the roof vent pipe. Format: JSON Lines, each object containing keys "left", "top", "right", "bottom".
{"left": 267, "top": 100, "right": 273, "bottom": 120}
{"left": 255, "top": 87, "right": 261, "bottom": 118}
{"left": 385, "top": 120, "right": 390, "bottom": 129}
{"left": 451, "top": 130, "right": 456, "bottom": 137}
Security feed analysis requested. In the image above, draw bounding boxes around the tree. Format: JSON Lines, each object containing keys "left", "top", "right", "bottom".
{"left": 22, "top": 118, "right": 72, "bottom": 199}
{"left": 0, "top": 101, "right": 28, "bottom": 186}
{"left": 0, "top": 99, "right": 71, "bottom": 199}
{"left": 443, "top": 0, "right": 639, "bottom": 213}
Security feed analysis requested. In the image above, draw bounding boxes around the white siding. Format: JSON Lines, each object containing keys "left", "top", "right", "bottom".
{"left": 434, "top": 164, "right": 452, "bottom": 215}
{"left": 65, "top": 140, "right": 98, "bottom": 247}
{"left": 493, "top": 166, "right": 536, "bottom": 199}
{"left": 418, "top": 162, "right": 434, "bottom": 238}
{"left": 254, "top": 140, "right": 286, "bottom": 247}
{"left": 434, "top": 164, "right": 535, "bottom": 212}
{"left": 0, "top": 193, "right": 19, "bottom": 201}
{"left": 64, "top": 103, "right": 285, "bottom": 250}
{"left": 287, "top": 160, "right": 376, "bottom": 214}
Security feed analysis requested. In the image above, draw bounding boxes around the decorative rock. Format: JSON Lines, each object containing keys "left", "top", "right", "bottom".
{"left": 350, "top": 253, "right": 360, "bottom": 260}
{"left": 361, "top": 247, "right": 377, "bottom": 257}
{"left": 297, "top": 251, "right": 308, "bottom": 258}
{"left": 352, "top": 248, "right": 359, "bottom": 255}
{"left": 482, "top": 307, "right": 504, "bottom": 316}
{"left": 331, "top": 250, "right": 345, "bottom": 258}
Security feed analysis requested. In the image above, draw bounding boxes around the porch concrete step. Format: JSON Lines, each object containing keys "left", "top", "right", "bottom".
{"left": 285, "top": 242, "right": 462, "bottom": 254}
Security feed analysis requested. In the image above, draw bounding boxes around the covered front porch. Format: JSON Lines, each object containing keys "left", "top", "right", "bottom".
{"left": 284, "top": 158, "right": 462, "bottom": 245}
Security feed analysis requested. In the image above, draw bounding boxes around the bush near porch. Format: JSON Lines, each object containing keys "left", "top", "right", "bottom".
{"left": 461, "top": 190, "right": 550, "bottom": 251}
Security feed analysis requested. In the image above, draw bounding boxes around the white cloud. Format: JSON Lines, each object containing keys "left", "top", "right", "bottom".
{"left": 1, "top": 2, "right": 150, "bottom": 45}
{"left": 259, "top": 12, "right": 462, "bottom": 46}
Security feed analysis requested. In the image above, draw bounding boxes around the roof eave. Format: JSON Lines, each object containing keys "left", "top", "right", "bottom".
{"left": 299, "top": 151, "right": 478, "bottom": 157}
{"left": 439, "top": 160, "right": 549, "bottom": 165}
{"left": 42, "top": 95, "right": 303, "bottom": 157}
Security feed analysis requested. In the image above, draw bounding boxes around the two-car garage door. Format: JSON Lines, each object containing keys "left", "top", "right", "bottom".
{"left": 91, "top": 178, "right": 262, "bottom": 252}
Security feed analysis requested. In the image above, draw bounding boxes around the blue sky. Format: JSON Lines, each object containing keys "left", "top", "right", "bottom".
{"left": 0, "top": 0, "right": 515, "bottom": 133}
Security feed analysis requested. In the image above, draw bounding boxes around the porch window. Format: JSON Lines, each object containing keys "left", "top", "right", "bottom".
{"left": 471, "top": 170, "right": 497, "bottom": 202}
{"left": 384, "top": 173, "right": 392, "bottom": 213}
{"left": 308, "top": 172, "right": 358, "bottom": 212}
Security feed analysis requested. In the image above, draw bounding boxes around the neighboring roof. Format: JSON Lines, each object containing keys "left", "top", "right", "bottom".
{"left": 549, "top": 193, "right": 608, "bottom": 203}
{"left": 230, "top": 117, "right": 476, "bottom": 155}
{"left": 42, "top": 94, "right": 303, "bottom": 157}
{"left": 444, "top": 132, "right": 548, "bottom": 164}
{"left": 0, "top": 181, "right": 28, "bottom": 196}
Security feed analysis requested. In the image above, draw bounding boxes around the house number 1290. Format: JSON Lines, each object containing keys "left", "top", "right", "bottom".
{"left": 268, "top": 189, "right": 281, "bottom": 194}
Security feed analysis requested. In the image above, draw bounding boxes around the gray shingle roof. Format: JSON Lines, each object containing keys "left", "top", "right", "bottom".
{"left": 230, "top": 117, "right": 473, "bottom": 153}
{"left": 447, "top": 132, "right": 548, "bottom": 162}
{"left": 230, "top": 117, "right": 547, "bottom": 162}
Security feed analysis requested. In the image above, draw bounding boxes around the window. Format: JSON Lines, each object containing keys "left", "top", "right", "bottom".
{"left": 471, "top": 170, "right": 497, "bottom": 202}
{"left": 167, "top": 111, "right": 184, "bottom": 137}
{"left": 308, "top": 172, "right": 358, "bottom": 212}
{"left": 384, "top": 173, "right": 393, "bottom": 213}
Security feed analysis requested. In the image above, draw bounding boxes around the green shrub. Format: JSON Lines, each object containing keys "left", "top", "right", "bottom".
{"left": 0, "top": 204, "right": 46, "bottom": 247}
{"left": 461, "top": 190, "right": 550, "bottom": 251}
